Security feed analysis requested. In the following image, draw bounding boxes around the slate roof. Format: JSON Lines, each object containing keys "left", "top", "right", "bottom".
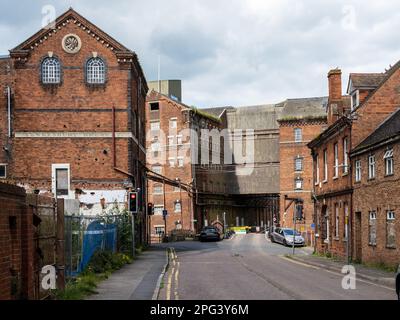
{"left": 348, "top": 73, "right": 386, "bottom": 93}
{"left": 352, "top": 108, "right": 400, "bottom": 154}
{"left": 278, "top": 97, "right": 328, "bottom": 121}
{"left": 201, "top": 106, "right": 235, "bottom": 118}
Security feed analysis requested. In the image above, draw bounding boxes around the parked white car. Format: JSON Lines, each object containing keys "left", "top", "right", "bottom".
{"left": 270, "top": 228, "right": 305, "bottom": 247}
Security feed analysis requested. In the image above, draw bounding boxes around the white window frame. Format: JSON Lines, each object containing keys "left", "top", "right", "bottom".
{"left": 153, "top": 185, "right": 163, "bottom": 195}
{"left": 315, "top": 155, "right": 320, "bottom": 185}
{"left": 384, "top": 149, "right": 394, "bottom": 176}
{"left": 294, "top": 128, "right": 302, "bottom": 143}
{"left": 150, "top": 121, "right": 160, "bottom": 131}
{"left": 154, "top": 206, "right": 164, "bottom": 216}
{"left": 295, "top": 157, "right": 303, "bottom": 172}
{"left": 335, "top": 205, "right": 339, "bottom": 238}
{"left": 154, "top": 225, "right": 165, "bottom": 235}
{"left": 174, "top": 201, "right": 182, "bottom": 213}
{"left": 355, "top": 160, "right": 362, "bottom": 182}
{"left": 169, "top": 158, "right": 175, "bottom": 168}
{"left": 343, "top": 138, "right": 349, "bottom": 174}
{"left": 0, "top": 164, "right": 7, "bottom": 179}
{"left": 387, "top": 211, "right": 395, "bottom": 221}
{"left": 42, "top": 57, "right": 61, "bottom": 84}
{"left": 170, "top": 118, "right": 177, "bottom": 129}
{"left": 177, "top": 135, "right": 183, "bottom": 145}
{"left": 86, "top": 57, "right": 106, "bottom": 84}
{"left": 334, "top": 143, "right": 339, "bottom": 178}
{"left": 51, "top": 164, "right": 71, "bottom": 199}
{"left": 351, "top": 90, "right": 360, "bottom": 111}
{"left": 368, "top": 155, "right": 376, "bottom": 179}
{"left": 295, "top": 178, "right": 303, "bottom": 190}
{"left": 168, "top": 136, "right": 174, "bottom": 146}
{"left": 177, "top": 157, "right": 184, "bottom": 168}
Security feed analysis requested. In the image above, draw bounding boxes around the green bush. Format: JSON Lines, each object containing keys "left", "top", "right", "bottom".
{"left": 85, "top": 251, "right": 133, "bottom": 274}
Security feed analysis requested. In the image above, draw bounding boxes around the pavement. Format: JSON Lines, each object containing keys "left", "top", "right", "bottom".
{"left": 287, "top": 253, "right": 396, "bottom": 288}
{"left": 86, "top": 246, "right": 167, "bottom": 300}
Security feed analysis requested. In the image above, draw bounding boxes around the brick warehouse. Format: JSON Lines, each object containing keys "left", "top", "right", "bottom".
{"left": 309, "top": 61, "right": 400, "bottom": 265}
{"left": 0, "top": 9, "right": 148, "bottom": 241}
{"left": 146, "top": 89, "right": 227, "bottom": 240}
{"left": 277, "top": 97, "right": 328, "bottom": 245}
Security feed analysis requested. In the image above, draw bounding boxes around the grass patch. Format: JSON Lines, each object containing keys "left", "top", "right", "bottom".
{"left": 55, "top": 251, "right": 134, "bottom": 300}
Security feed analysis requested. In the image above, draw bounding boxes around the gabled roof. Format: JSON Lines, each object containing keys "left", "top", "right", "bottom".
{"left": 9, "top": 8, "right": 147, "bottom": 90}
{"left": 351, "top": 108, "right": 400, "bottom": 155}
{"left": 347, "top": 73, "right": 386, "bottom": 93}
{"left": 201, "top": 106, "right": 235, "bottom": 118}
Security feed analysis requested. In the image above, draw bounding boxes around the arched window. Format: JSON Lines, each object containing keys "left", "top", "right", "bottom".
{"left": 86, "top": 57, "right": 106, "bottom": 84}
{"left": 41, "top": 57, "right": 61, "bottom": 84}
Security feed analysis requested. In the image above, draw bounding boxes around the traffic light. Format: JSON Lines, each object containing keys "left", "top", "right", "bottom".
{"left": 128, "top": 192, "right": 138, "bottom": 214}
{"left": 147, "top": 202, "right": 154, "bottom": 216}
{"left": 296, "top": 202, "right": 304, "bottom": 221}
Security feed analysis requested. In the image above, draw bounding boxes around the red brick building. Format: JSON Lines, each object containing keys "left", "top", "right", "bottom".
{"left": 350, "top": 109, "right": 400, "bottom": 268}
{"left": 0, "top": 9, "right": 148, "bottom": 239}
{"left": 309, "top": 62, "right": 400, "bottom": 263}
{"left": 146, "top": 90, "right": 225, "bottom": 240}
{"left": 278, "top": 98, "right": 327, "bottom": 244}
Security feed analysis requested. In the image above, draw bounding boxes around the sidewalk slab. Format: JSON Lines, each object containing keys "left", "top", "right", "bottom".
{"left": 288, "top": 254, "right": 396, "bottom": 288}
{"left": 86, "top": 246, "right": 167, "bottom": 300}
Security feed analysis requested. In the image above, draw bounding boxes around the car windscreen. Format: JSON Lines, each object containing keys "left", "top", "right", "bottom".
{"left": 283, "top": 230, "right": 300, "bottom": 236}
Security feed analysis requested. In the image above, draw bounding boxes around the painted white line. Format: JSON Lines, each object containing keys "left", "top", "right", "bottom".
{"left": 280, "top": 256, "right": 320, "bottom": 270}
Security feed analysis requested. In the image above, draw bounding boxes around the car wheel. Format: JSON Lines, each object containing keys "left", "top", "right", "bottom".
{"left": 271, "top": 236, "right": 275, "bottom": 243}
{"left": 283, "top": 239, "right": 287, "bottom": 246}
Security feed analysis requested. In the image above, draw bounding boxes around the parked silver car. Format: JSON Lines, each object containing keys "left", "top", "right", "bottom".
{"left": 270, "top": 228, "right": 305, "bottom": 247}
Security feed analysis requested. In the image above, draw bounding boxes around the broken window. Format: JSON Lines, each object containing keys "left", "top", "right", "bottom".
{"left": 384, "top": 149, "right": 394, "bottom": 176}
{"left": 150, "top": 103, "right": 159, "bottom": 111}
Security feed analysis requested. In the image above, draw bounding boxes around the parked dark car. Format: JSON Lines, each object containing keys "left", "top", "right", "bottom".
{"left": 396, "top": 264, "right": 400, "bottom": 300}
{"left": 270, "top": 228, "right": 305, "bottom": 247}
{"left": 199, "top": 226, "right": 223, "bottom": 242}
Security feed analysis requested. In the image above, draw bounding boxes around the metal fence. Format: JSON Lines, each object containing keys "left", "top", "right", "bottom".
{"left": 64, "top": 214, "right": 132, "bottom": 278}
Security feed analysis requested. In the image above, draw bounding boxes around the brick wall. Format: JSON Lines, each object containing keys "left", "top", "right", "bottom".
{"left": 352, "top": 142, "right": 400, "bottom": 268}
{"left": 146, "top": 92, "right": 194, "bottom": 238}
{"left": 279, "top": 120, "right": 326, "bottom": 241}
{"left": 0, "top": 182, "right": 34, "bottom": 300}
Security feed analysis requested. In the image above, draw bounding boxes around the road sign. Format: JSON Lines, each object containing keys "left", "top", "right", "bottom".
{"left": 311, "top": 223, "right": 316, "bottom": 229}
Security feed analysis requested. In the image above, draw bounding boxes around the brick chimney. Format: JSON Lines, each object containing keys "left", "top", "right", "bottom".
{"left": 327, "top": 68, "right": 342, "bottom": 125}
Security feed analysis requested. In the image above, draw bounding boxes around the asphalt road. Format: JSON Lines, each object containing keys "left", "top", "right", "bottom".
{"left": 158, "top": 233, "right": 396, "bottom": 300}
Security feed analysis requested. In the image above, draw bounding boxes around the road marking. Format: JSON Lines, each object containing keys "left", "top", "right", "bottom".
{"left": 282, "top": 256, "right": 395, "bottom": 292}
{"left": 175, "top": 262, "right": 180, "bottom": 300}
{"left": 280, "top": 255, "right": 320, "bottom": 270}
{"left": 166, "top": 266, "right": 174, "bottom": 300}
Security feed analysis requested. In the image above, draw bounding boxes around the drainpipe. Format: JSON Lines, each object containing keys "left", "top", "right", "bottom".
{"left": 112, "top": 105, "right": 134, "bottom": 178}
{"left": 7, "top": 86, "right": 11, "bottom": 138}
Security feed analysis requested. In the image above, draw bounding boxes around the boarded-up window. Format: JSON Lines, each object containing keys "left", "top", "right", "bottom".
{"left": 386, "top": 211, "right": 396, "bottom": 248}
{"left": 369, "top": 211, "right": 377, "bottom": 246}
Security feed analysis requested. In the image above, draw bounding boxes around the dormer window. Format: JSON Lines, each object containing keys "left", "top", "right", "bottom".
{"left": 351, "top": 90, "right": 360, "bottom": 110}
{"left": 41, "top": 57, "right": 61, "bottom": 84}
{"left": 86, "top": 57, "right": 106, "bottom": 84}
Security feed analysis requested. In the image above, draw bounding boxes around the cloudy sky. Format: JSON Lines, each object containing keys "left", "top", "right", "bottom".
{"left": 1, "top": 0, "right": 400, "bottom": 108}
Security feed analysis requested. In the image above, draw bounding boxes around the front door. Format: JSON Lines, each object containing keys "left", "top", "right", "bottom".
{"left": 354, "top": 212, "right": 362, "bottom": 263}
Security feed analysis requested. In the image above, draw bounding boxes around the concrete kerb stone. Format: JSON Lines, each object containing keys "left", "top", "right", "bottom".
{"left": 152, "top": 248, "right": 171, "bottom": 300}
{"left": 286, "top": 255, "right": 396, "bottom": 288}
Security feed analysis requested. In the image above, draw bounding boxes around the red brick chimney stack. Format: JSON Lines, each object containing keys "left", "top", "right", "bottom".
{"left": 327, "top": 68, "right": 342, "bottom": 124}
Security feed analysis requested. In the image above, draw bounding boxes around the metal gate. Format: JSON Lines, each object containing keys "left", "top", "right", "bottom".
{"left": 27, "top": 195, "right": 60, "bottom": 300}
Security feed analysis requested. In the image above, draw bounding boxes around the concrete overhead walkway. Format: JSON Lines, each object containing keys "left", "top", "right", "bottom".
{"left": 86, "top": 246, "right": 167, "bottom": 300}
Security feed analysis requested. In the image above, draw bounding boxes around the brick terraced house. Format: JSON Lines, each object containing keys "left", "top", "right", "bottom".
{"left": 0, "top": 9, "right": 148, "bottom": 240}
{"left": 350, "top": 109, "right": 400, "bottom": 268}
{"left": 309, "top": 61, "right": 400, "bottom": 265}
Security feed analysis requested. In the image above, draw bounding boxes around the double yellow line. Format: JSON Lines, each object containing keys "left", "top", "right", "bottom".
{"left": 166, "top": 247, "right": 180, "bottom": 300}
